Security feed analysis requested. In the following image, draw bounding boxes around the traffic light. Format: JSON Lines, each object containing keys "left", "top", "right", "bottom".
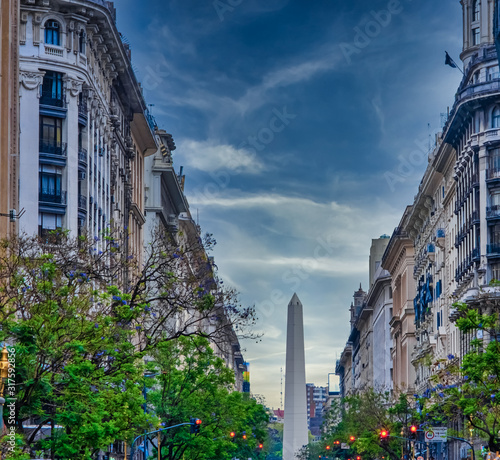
{"left": 349, "top": 435, "right": 356, "bottom": 442}
{"left": 334, "top": 440, "right": 340, "bottom": 445}
{"left": 409, "top": 425, "right": 417, "bottom": 440}
{"left": 242, "top": 432, "right": 247, "bottom": 440}
{"left": 379, "top": 429, "right": 389, "bottom": 444}
{"left": 230, "top": 431, "right": 236, "bottom": 439}
{"left": 190, "top": 417, "right": 202, "bottom": 434}
{"left": 258, "top": 443, "right": 264, "bottom": 449}
{"left": 326, "top": 445, "right": 331, "bottom": 451}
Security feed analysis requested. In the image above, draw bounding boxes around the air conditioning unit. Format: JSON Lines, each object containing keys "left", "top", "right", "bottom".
{"left": 78, "top": 171, "right": 86, "bottom": 181}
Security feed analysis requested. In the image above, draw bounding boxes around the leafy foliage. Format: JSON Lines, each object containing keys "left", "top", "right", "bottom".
{"left": 418, "top": 300, "right": 500, "bottom": 451}
{"left": 320, "top": 390, "right": 419, "bottom": 460}
{"left": 0, "top": 231, "right": 259, "bottom": 458}
{"left": 144, "top": 336, "right": 269, "bottom": 460}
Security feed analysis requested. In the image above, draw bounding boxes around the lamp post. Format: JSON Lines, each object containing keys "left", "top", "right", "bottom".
{"left": 129, "top": 422, "right": 195, "bottom": 460}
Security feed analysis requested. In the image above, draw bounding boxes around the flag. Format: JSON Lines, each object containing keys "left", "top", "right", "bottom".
{"left": 445, "top": 51, "right": 457, "bottom": 68}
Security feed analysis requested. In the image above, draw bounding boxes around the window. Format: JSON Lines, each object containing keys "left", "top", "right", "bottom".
{"left": 473, "top": 0, "right": 480, "bottom": 22}
{"left": 492, "top": 263, "right": 500, "bottom": 282}
{"left": 39, "top": 166, "right": 62, "bottom": 203}
{"left": 490, "top": 149, "right": 500, "bottom": 172}
{"left": 44, "top": 20, "right": 61, "bottom": 46}
{"left": 472, "top": 27, "right": 480, "bottom": 45}
{"left": 493, "top": 108, "right": 500, "bottom": 128}
{"left": 38, "top": 213, "right": 63, "bottom": 242}
{"left": 79, "top": 29, "right": 86, "bottom": 54}
{"left": 491, "top": 191, "right": 500, "bottom": 207}
{"left": 40, "top": 116, "right": 63, "bottom": 154}
{"left": 490, "top": 224, "right": 500, "bottom": 247}
{"left": 41, "top": 71, "right": 63, "bottom": 107}
{"left": 488, "top": 65, "right": 500, "bottom": 81}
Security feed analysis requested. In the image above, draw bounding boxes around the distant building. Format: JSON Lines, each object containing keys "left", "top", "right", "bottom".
{"left": 306, "top": 384, "right": 327, "bottom": 438}
{"left": 337, "top": 237, "right": 393, "bottom": 396}
{"left": 381, "top": 210, "right": 417, "bottom": 393}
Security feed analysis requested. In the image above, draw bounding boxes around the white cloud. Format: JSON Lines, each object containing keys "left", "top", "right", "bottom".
{"left": 178, "top": 139, "right": 264, "bottom": 174}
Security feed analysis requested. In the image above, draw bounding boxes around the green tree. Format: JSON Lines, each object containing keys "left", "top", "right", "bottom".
{"left": 0, "top": 231, "right": 257, "bottom": 459}
{"left": 144, "top": 336, "right": 269, "bottom": 460}
{"left": 321, "top": 390, "right": 419, "bottom": 460}
{"left": 420, "top": 299, "right": 500, "bottom": 452}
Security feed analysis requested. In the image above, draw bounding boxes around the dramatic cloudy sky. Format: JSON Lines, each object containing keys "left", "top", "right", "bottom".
{"left": 116, "top": 0, "right": 463, "bottom": 408}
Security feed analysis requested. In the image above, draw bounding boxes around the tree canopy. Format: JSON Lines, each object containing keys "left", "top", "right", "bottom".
{"left": 0, "top": 231, "right": 259, "bottom": 459}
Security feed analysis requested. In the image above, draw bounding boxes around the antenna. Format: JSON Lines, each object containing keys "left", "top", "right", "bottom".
{"left": 428, "top": 122, "right": 431, "bottom": 153}
{"left": 280, "top": 367, "right": 283, "bottom": 409}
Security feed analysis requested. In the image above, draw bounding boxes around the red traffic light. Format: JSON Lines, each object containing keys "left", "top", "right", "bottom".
{"left": 349, "top": 436, "right": 356, "bottom": 442}
{"left": 357, "top": 456, "right": 361, "bottom": 460}
{"left": 334, "top": 440, "right": 340, "bottom": 445}
{"left": 380, "top": 430, "right": 389, "bottom": 438}
{"left": 410, "top": 425, "right": 417, "bottom": 433}
{"left": 195, "top": 418, "right": 202, "bottom": 425}
{"left": 326, "top": 446, "right": 331, "bottom": 450}
{"left": 242, "top": 434, "right": 247, "bottom": 440}
{"left": 230, "top": 431, "right": 236, "bottom": 438}
{"left": 258, "top": 443, "right": 264, "bottom": 449}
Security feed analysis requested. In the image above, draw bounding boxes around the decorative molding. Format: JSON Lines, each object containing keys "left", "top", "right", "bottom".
{"left": 33, "top": 13, "right": 42, "bottom": 45}
{"left": 62, "top": 76, "right": 84, "bottom": 97}
{"left": 20, "top": 12, "right": 28, "bottom": 44}
{"left": 20, "top": 70, "right": 45, "bottom": 91}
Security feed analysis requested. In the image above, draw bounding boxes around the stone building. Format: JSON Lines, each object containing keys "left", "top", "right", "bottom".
{"left": 0, "top": 0, "right": 19, "bottom": 239}
{"left": 381, "top": 209, "right": 417, "bottom": 393}
{"left": 18, "top": 0, "right": 156, "bottom": 267}
{"left": 336, "top": 237, "right": 393, "bottom": 396}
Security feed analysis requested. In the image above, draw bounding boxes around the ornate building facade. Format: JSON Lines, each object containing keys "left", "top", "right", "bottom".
{"left": 18, "top": 0, "right": 156, "bottom": 266}
{"left": 0, "top": 0, "right": 19, "bottom": 239}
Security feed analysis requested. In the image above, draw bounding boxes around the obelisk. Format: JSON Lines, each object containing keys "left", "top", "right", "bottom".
{"left": 283, "top": 293, "right": 308, "bottom": 460}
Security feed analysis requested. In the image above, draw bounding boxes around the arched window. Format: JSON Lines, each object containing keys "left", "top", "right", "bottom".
{"left": 45, "top": 20, "right": 60, "bottom": 46}
{"left": 493, "top": 107, "right": 500, "bottom": 128}
{"left": 473, "top": 0, "right": 480, "bottom": 22}
{"left": 79, "top": 29, "right": 86, "bottom": 54}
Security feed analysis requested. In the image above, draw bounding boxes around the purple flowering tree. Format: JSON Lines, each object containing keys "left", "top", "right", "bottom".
{"left": 420, "top": 299, "right": 500, "bottom": 452}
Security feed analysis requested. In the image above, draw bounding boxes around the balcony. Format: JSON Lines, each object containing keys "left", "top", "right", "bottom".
{"left": 78, "top": 100, "right": 88, "bottom": 125}
{"left": 43, "top": 44, "right": 64, "bottom": 58}
{"left": 487, "top": 168, "right": 500, "bottom": 187}
{"left": 78, "top": 194, "right": 87, "bottom": 213}
{"left": 40, "top": 89, "right": 65, "bottom": 108}
{"left": 487, "top": 205, "right": 500, "bottom": 220}
{"left": 39, "top": 139, "right": 67, "bottom": 156}
{"left": 78, "top": 147, "right": 88, "bottom": 166}
{"left": 39, "top": 190, "right": 67, "bottom": 205}
{"left": 472, "top": 210, "right": 480, "bottom": 224}
{"left": 38, "top": 227, "right": 65, "bottom": 245}
{"left": 487, "top": 243, "right": 500, "bottom": 257}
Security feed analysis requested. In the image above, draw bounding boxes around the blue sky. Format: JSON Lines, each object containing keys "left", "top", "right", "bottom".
{"left": 117, "top": 0, "right": 463, "bottom": 408}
